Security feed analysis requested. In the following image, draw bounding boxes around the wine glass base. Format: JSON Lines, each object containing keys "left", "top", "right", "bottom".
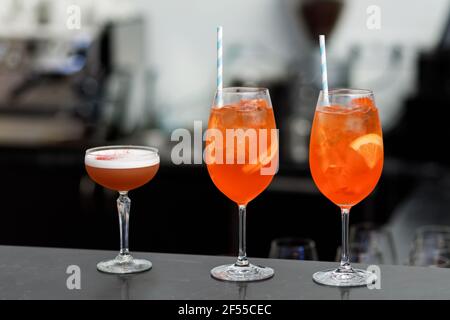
{"left": 97, "top": 254, "right": 152, "bottom": 274}
{"left": 211, "top": 263, "right": 274, "bottom": 282}
{"left": 313, "top": 267, "right": 376, "bottom": 287}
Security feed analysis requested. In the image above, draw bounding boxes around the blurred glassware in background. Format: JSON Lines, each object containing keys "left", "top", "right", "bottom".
{"left": 413, "top": 225, "right": 450, "bottom": 250}
{"left": 409, "top": 249, "right": 450, "bottom": 268}
{"left": 351, "top": 222, "right": 397, "bottom": 263}
{"left": 335, "top": 222, "right": 397, "bottom": 265}
{"left": 269, "top": 237, "right": 318, "bottom": 261}
{"left": 408, "top": 225, "right": 450, "bottom": 268}
{"left": 336, "top": 242, "right": 383, "bottom": 265}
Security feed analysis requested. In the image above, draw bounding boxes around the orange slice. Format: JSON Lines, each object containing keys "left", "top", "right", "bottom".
{"left": 350, "top": 134, "right": 383, "bottom": 168}
{"left": 242, "top": 141, "right": 278, "bottom": 174}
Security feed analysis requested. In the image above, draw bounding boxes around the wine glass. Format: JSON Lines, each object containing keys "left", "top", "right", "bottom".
{"left": 413, "top": 225, "right": 450, "bottom": 251}
{"left": 409, "top": 249, "right": 450, "bottom": 268}
{"left": 309, "top": 89, "right": 384, "bottom": 286}
{"left": 269, "top": 237, "right": 318, "bottom": 261}
{"left": 408, "top": 225, "right": 450, "bottom": 267}
{"left": 336, "top": 243, "right": 383, "bottom": 265}
{"left": 349, "top": 222, "right": 397, "bottom": 264}
{"left": 205, "top": 87, "right": 279, "bottom": 281}
{"left": 85, "top": 146, "right": 160, "bottom": 274}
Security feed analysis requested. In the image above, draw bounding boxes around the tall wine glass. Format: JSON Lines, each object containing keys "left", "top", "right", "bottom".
{"left": 205, "top": 87, "right": 279, "bottom": 281}
{"left": 309, "top": 89, "right": 383, "bottom": 286}
{"left": 85, "top": 146, "right": 160, "bottom": 274}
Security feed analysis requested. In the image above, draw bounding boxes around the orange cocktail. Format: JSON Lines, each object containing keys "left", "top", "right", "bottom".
{"left": 310, "top": 97, "right": 383, "bottom": 208}
{"left": 206, "top": 99, "right": 278, "bottom": 205}
{"left": 309, "top": 89, "right": 384, "bottom": 287}
{"left": 206, "top": 87, "right": 278, "bottom": 282}
{"left": 85, "top": 150, "right": 159, "bottom": 191}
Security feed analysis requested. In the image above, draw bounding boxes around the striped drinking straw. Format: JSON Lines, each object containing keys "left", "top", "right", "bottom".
{"left": 217, "top": 26, "right": 223, "bottom": 106}
{"left": 319, "top": 35, "right": 330, "bottom": 105}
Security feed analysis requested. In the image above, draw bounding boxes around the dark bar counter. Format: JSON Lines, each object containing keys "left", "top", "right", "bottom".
{"left": 0, "top": 245, "right": 449, "bottom": 300}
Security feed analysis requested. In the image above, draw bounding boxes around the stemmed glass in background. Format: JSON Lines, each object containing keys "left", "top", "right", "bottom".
{"left": 335, "top": 222, "right": 397, "bottom": 265}
{"left": 309, "top": 89, "right": 384, "bottom": 286}
{"left": 205, "top": 87, "right": 278, "bottom": 281}
{"left": 409, "top": 225, "right": 450, "bottom": 267}
{"left": 269, "top": 238, "right": 318, "bottom": 261}
{"left": 85, "top": 146, "right": 160, "bottom": 274}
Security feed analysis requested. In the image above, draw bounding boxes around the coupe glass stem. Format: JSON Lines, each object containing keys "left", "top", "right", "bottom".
{"left": 236, "top": 204, "right": 249, "bottom": 267}
{"left": 118, "top": 191, "right": 131, "bottom": 256}
{"left": 339, "top": 207, "right": 351, "bottom": 270}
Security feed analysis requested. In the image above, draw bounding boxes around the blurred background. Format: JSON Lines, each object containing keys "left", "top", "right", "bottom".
{"left": 1, "top": 0, "right": 450, "bottom": 268}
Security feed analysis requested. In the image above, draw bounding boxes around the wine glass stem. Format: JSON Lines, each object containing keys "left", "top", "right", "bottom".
{"left": 340, "top": 207, "right": 351, "bottom": 270}
{"left": 236, "top": 204, "right": 249, "bottom": 266}
{"left": 118, "top": 191, "right": 131, "bottom": 256}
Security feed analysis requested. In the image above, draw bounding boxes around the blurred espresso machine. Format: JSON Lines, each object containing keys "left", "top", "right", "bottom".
{"left": 0, "top": 4, "right": 148, "bottom": 147}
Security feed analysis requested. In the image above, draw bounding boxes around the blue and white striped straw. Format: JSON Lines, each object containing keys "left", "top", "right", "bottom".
{"left": 217, "top": 26, "right": 223, "bottom": 106}
{"left": 319, "top": 35, "right": 330, "bottom": 105}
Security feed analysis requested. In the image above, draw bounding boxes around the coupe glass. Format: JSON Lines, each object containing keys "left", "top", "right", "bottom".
{"left": 85, "top": 146, "right": 160, "bottom": 274}
{"left": 205, "top": 87, "right": 279, "bottom": 281}
{"left": 309, "top": 89, "right": 384, "bottom": 286}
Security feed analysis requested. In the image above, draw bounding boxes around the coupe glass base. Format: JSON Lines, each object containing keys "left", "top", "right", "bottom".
{"left": 97, "top": 254, "right": 152, "bottom": 274}
{"left": 313, "top": 267, "right": 376, "bottom": 287}
{"left": 211, "top": 263, "right": 274, "bottom": 282}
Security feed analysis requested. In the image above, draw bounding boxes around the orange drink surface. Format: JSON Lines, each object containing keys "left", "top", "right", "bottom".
{"left": 309, "top": 99, "right": 383, "bottom": 207}
{"left": 206, "top": 99, "right": 278, "bottom": 206}
{"left": 85, "top": 149, "right": 159, "bottom": 191}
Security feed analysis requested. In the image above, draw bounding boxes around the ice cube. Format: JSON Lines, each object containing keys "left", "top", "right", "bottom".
{"left": 238, "top": 99, "right": 267, "bottom": 126}
{"left": 239, "top": 99, "right": 259, "bottom": 111}
{"left": 219, "top": 105, "right": 238, "bottom": 127}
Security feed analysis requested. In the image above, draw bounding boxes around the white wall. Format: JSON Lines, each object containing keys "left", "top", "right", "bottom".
{"left": 135, "top": 0, "right": 306, "bottom": 129}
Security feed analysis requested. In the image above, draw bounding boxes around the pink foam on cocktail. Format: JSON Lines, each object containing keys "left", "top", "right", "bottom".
{"left": 86, "top": 149, "right": 159, "bottom": 169}
{"left": 96, "top": 154, "right": 117, "bottom": 161}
